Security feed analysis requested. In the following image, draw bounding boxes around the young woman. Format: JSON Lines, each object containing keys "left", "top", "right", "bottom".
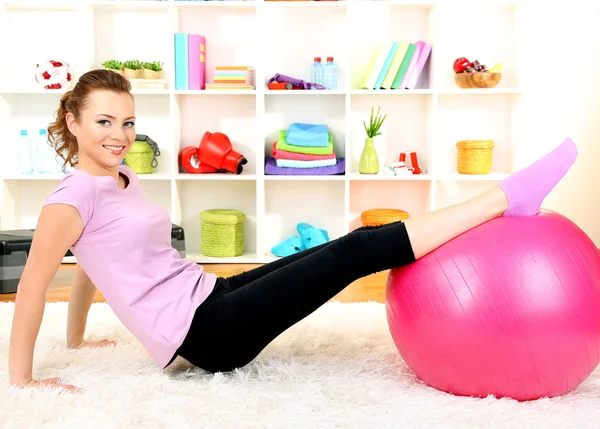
{"left": 8, "top": 69, "right": 577, "bottom": 393}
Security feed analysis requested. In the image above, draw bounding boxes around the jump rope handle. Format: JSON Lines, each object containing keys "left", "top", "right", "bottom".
{"left": 267, "top": 73, "right": 326, "bottom": 90}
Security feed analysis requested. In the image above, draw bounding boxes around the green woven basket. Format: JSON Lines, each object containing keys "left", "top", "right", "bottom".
{"left": 124, "top": 134, "right": 161, "bottom": 174}
{"left": 200, "top": 209, "right": 245, "bottom": 257}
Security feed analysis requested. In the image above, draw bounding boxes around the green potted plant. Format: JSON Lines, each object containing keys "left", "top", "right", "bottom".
{"left": 359, "top": 106, "right": 386, "bottom": 174}
{"left": 122, "top": 59, "right": 142, "bottom": 78}
{"left": 141, "top": 61, "right": 163, "bottom": 80}
{"left": 102, "top": 59, "right": 123, "bottom": 75}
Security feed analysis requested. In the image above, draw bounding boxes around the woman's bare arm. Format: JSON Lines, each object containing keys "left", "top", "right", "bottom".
{"left": 66, "top": 264, "right": 97, "bottom": 348}
{"left": 9, "top": 203, "right": 83, "bottom": 391}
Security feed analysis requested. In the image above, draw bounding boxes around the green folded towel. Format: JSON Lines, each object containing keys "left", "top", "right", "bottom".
{"left": 277, "top": 130, "right": 334, "bottom": 155}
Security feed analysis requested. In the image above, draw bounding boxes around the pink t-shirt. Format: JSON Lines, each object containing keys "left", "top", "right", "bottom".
{"left": 43, "top": 164, "right": 217, "bottom": 368}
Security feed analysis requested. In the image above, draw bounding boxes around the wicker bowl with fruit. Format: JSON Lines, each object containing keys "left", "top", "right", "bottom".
{"left": 453, "top": 57, "right": 502, "bottom": 89}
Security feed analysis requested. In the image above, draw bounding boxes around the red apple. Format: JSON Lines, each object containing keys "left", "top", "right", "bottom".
{"left": 453, "top": 57, "right": 471, "bottom": 73}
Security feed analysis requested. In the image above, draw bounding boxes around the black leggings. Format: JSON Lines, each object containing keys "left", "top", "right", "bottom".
{"left": 175, "top": 220, "right": 415, "bottom": 373}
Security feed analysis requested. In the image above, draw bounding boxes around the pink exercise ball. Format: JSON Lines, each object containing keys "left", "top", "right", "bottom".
{"left": 386, "top": 210, "right": 600, "bottom": 401}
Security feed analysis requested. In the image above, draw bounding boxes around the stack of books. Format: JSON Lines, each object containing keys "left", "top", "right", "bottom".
{"left": 361, "top": 40, "right": 432, "bottom": 90}
{"left": 206, "top": 66, "right": 255, "bottom": 91}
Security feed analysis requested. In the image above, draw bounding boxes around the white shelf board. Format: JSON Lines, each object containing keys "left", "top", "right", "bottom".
{"left": 174, "top": 90, "right": 257, "bottom": 96}
{"left": 173, "top": 1, "right": 257, "bottom": 9}
{"left": 174, "top": 173, "right": 258, "bottom": 181}
{"left": 350, "top": 89, "right": 434, "bottom": 95}
{"left": 262, "top": 1, "right": 346, "bottom": 9}
{"left": 436, "top": 173, "right": 510, "bottom": 181}
{"left": 185, "top": 251, "right": 260, "bottom": 264}
{"left": 437, "top": 88, "right": 522, "bottom": 95}
{"left": 91, "top": 1, "right": 169, "bottom": 10}
{"left": 0, "top": 88, "right": 170, "bottom": 95}
{"left": 263, "top": 175, "right": 346, "bottom": 181}
{"left": 2, "top": 1, "right": 82, "bottom": 10}
{"left": 347, "top": 173, "right": 432, "bottom": 181}
{"left": 264, "top": 89, "right": 347, "bottom": 96}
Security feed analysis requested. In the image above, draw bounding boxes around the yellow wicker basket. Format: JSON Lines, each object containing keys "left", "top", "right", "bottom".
{"left": 456, "top": 140, "right": 495, "bottom": 174}
{"left": 361, "top": 208, "right": 410, "bottom": 227}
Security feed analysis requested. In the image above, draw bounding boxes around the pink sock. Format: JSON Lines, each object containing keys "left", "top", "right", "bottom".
{"left": 498, "top": 138, "right": 577, "bottom": 216}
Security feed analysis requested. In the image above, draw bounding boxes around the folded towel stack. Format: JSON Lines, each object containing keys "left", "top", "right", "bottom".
{"left": 265, "top": 122, "right": 345, "bottom": 176}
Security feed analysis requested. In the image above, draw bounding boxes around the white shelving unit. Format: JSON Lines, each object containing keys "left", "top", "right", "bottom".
{"left": 0, "top": 0, "right": 525, "bottom": 264}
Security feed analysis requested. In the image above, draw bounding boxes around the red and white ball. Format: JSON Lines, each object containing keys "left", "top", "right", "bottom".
{"left": 35, "top": 60, "right": 73, "bottom": 90}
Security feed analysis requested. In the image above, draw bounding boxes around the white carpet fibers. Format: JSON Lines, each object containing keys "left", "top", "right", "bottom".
{"left": 1, "top": 301, "right": 599, "bottom": 429}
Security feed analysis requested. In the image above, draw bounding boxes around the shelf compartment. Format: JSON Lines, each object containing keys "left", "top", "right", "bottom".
{"left": 129, "top": 94, "right": 173, "bottom": 175}
{"left": 0, "top": 179, "right": 63, "bottom": 230}
{"left": 349, "top": 93, "right": 433, "bottom": 176}
{"left": 434, "top": 2, "right": 521, "bottom": 90}
{"left": 176, "top": 5, "right": 256, "bottom": 90}
{"left": 93, "top": 6, "right": 171, "bottom": 88}
{"left": 2, "top": 2, "right": 82, "bottom": 11}
{"left": 175, "top": 179, "right": 257, "bottom": 263}
{"left": 264, "top": 93, "right": 346, "bottom": 176}
{"left": 3, "top": 7, "right": 89, "bottom": 91}
{"left": 348, "top": 2, "right": 434, "bottom": 90}
{"left": 260, "top": 4, "right": 347, "bottom": 91}
{"left": 263, "top": 180, "right": 345, "bottom": 258}
{"left": 435, "top": 93, "right": 520, "bottom": 177}
{"left": 349, "top": 180, "right": 431, "bottom": 231}
{"left": 0, "top": 93, "right": 65, "bottom": 177}
{"left": 176, "top": 94, "right": 257, "bottom": 176}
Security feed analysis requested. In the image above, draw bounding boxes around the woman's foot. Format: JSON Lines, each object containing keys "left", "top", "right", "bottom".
{"left": 498, "top": 138, "right": 577, "bottom": 216}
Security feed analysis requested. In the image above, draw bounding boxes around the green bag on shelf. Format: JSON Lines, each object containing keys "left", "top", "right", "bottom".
{"left": 124, "top": 134, "right": 161, "bottom": 174}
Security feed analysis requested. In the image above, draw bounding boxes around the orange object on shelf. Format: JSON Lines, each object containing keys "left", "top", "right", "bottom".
{"left": 361, "top": 209, "right": 410, "bottom": 227}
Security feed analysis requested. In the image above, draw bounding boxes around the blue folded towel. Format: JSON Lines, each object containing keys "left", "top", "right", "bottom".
{"left": 286, "top": 122, "right": 329, "bottom": 147}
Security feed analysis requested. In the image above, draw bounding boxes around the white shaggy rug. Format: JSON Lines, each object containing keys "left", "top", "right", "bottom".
{"left": 1, "top": 302, "right": 599, "bottom": 429}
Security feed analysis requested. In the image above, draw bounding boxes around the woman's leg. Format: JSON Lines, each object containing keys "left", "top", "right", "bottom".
{"left": 178, "top": 138, "right": 577, "bottom": 372}
{"left": 226, "top": 220, "right": 405, "bottom": 289}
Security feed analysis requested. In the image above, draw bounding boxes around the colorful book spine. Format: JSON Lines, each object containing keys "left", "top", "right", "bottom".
{"left": 174, "top": 32, "right": 189, "bottom": 90}
{"left": 400, "top": 41, "right": 424, "bottom": 89}
{"left": 360, "top": 39, "right": 433, "bottom": 91}
{"left": 391, "top": 43, "right": 416, "bottom": 89}
{"left": 373, "top": 41, "right": 399, "bottom": 89}
{"left": 406, "top": 42, "right": 432, "bottom": 90}
{"left": 188, "top": 34, "right": 206, "bottom": 90}
{"left": 360, "top": 41, "right": 394, "bottom": 90}
{"left": 381, "top": 41, "right": 409, "bottom": 90}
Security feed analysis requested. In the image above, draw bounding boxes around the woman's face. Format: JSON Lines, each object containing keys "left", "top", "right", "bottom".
{"left": 66, "top": 89, "right": 136, "bottom": 172}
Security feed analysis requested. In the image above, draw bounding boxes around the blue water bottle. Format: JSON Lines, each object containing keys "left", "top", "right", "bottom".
{"left": 324, "top": 56, "right": 338, "bottom": 90}
{"left": 310, "top": 57, "right": 323, "bottom": 89}
{"left": 18, "top": 130, "right": 33, "bottom": 174}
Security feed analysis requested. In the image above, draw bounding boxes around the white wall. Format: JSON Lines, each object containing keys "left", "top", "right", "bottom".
{"left": 517, "top": 0, "right": 600, "bottom": 244}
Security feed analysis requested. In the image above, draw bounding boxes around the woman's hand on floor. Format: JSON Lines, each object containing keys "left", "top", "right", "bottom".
{"left": 13, "top": 377, "right": 81, "bottom": 393}
{"left": 70, "top": 338, "right": 117, "bottom": 349}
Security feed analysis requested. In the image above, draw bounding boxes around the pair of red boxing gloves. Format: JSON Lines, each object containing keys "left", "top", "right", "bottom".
{"left": 180, "top": 131, "right": 247, "bottom": 175}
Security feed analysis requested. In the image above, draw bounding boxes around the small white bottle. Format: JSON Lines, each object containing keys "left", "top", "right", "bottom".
{"left": 17, "top": 130, "right": 33, "bottom": 174}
